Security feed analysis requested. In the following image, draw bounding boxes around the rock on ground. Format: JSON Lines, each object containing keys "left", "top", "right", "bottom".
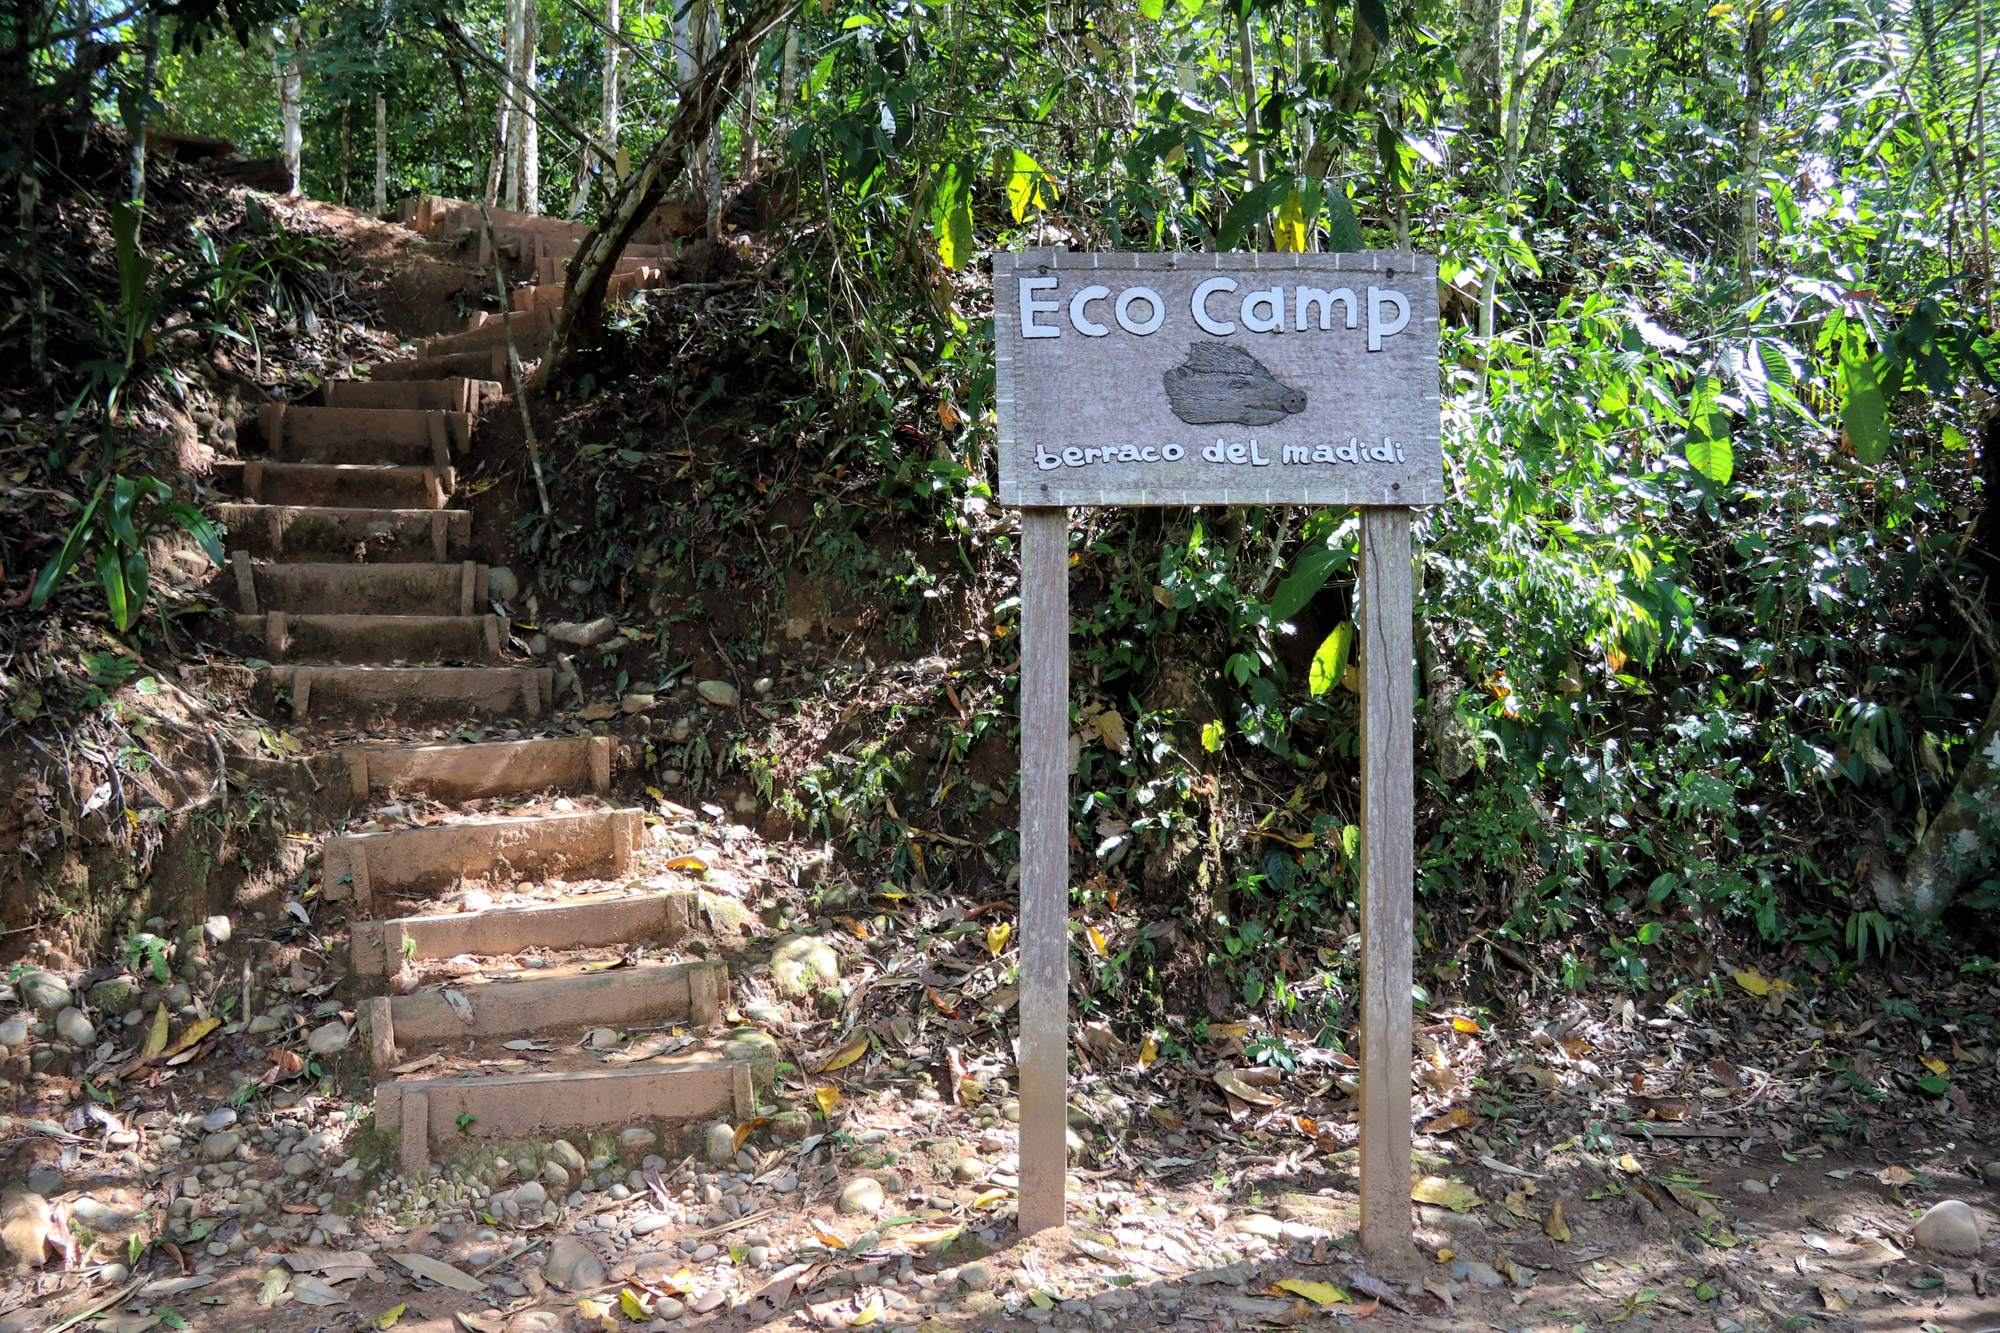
{"left": 769, "top": 935, "right": 839, "bottom": 999}
{"left": 705, "top": 1122, "right": 737, "bottom": 1163}
{"left": 1913, "top": 1199, "right": 1983, "bottom": 1256}
{"left": 838, "top": 1177, "right": 885, "bottom": 1215}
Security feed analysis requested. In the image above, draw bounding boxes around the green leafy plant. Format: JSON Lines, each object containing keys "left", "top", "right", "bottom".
{"left": 30, "top": 468, "right": 222, "bottom": 632}
{"left": 45, "top": 203, "right": 240, "bottom": 426}
{"left": 122, "top": 931, "right": 172, "bottom": 982}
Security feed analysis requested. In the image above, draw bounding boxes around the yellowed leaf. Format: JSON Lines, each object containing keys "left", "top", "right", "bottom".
{"left": 1420, "top": 1106, "right": 1477, "bottom": 1134}
{"left": 1920, "top": 1054, "right": 1948, "bottom": 1075}
{"left": 849, "top": 1297, "right": 883, "bottom": 1327}
{"left": 165, "top": 1016, "right": 219, "bottom": 1058}
{"left": 1501, "top": 1189, "right": 1530, "bottom": 1217}
{"left": 1617, "top": 1154, "right": 1642, "bottom": 1174}
{"left": 1207, "top": 1022, "right": 1249, "bottom": 1040}
{"left": 376, "top": 1305, "right": 407, "bottom": 1330}
{"left": 644, "top": 786, "right": 667, "bottom": 803}
{"left": 1087, "top": 926, "right": 1108, "bottom": 957}
{"left": 1449, "top": 1016, "right": 1482, "bottom": 1034}
{"left": 1875, "top": 1165, "right": 1915, "bottom": 1187}
{"left": 985, "top": 922, "right": 1011, "bottom": 956}
{"left": 1137, "top": 1034, "right": 1160, "bottom": 1069}
{"left": 1275, "top": 1280, "right": 1348, "bottom": 1306}
{"left": 814, "top": 1086, "right": 842, "bottom": 1116}
{"left": 821, "top": 1036, "right": 870, "bottom": 1073}
{"left": 972, "top": 1188, "right": 1012, "bottom": 1209}
{"left": 1732, "top": 968, "right": 1788, "bottom": 997}
{"left": 664, "top": 852, "right": 713, "bottom": 873}
{"left": 1544, "top": 1200, "right": 1570, "bottom": 1242}
{"left": 1411, "top": 1177, "right": 1479, "bottom": 1212}
{"left": 810, "top": 1228, "right": 847, "bottom": 1252}
{"left": 731, "top": 1117, "right": 769, "bottom": 1152}
{"left": 1214, "top": 1068, "right": 1283, "bottom": 1107}
{"left": 620, "top": 1289, "right": 649, "bottom": 1320}
{"left": 141, "top": 1004, "right": 170, "bottom": 1061}
{"left": 1663, "top": 1182, "right": 1722, "bottom": 1219}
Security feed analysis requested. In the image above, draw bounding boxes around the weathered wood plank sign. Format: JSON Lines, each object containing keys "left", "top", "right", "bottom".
{"left": 997, "top": 249, "right": 1442, "bottom": 1266}
{"left": 996, "top": 250, "right": 1442, "bottom": 507}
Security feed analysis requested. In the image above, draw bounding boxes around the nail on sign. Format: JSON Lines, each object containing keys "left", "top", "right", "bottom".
{"left": 995, "top": 250, "right": 1445, "bottom": 508}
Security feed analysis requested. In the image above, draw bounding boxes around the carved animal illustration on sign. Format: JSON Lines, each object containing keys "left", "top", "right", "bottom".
{"left": 1161, "top": 341, "right": 1307, "bottom": 427}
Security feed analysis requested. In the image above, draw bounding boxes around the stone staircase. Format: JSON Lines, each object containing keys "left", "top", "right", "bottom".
{"left": 219, "top": 197, "right": 752, "bottom": 1181}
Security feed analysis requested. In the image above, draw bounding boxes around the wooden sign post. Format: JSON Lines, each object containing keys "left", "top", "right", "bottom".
{"left": 995, "top": 250, "right": 1441, "bottom": 1260}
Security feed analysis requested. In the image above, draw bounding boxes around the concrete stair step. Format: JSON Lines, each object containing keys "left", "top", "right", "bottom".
{"left": 319, "top": 377, "right": 498, "bottom": 416}
{"left": 231, "top": 612, "right": 504, "bottom": 663}
{"left": 231, "top": 461, "right": 453, "bottom": 509}
{"left": 230, "top": 556, "right": 488, "bottom": 617}
{"left": 418, "top": 308, "right": 552, "bottom": 356}
{"left": 532, "top": 253, "right": 658, "bottom": 288}
{"left": 351, "top": 883, "right": 691, "bottom": 977}
{"left": 323, "top": 808, "right": 643, "bottom": 912}
{"left": 370, "top": 349, "right": 510, "bottom": 382}
{"left": 375, "top": 1047, "right": 751, "bottom": 1173}
{"left": 262, "top": 665, "right": 552, "bottom": 726}
{"left": 381, "top": 958, "right": 726, "bottom": 1044}
{"left": 261, "top": 404, "right": 471, "bottom": 465}
{"left": 217, "top": 505, "right": 471, "bottom": 563}
{"left": 341, "top": 734, "right": 612, "bottom": 805}
{"left": 514, "top": 267, "right": 664, "bottom": 311}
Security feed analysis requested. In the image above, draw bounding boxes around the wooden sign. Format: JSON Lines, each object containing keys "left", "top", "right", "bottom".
{"left": 996, "top": 250, "right": 1443, "bottom": 508}
{"left": 999, "top": 248, "right": 1439, "bottom": 1271}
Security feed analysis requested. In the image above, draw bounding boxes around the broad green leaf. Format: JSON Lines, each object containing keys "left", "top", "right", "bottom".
{"left": 29, "top": 489, "right": 103, "bottom": 610}
{"left": 1267, "top": 545, "right": 1348, "bottom": 624}
{"left": 1684, "top": 416, "right": 1733, "bottom": 484}
{"left": 1004, "top": 150, "right": 1058, "bottom": 221}
{"left": 109, "top": 475, "right": 140, "bottom": 551}
{"left": 1754, "top": 339, "right": 1797, "bottom": 387}
{"left": 1309, "top": 622, "right": 1354, "bottom": 696}
{"left": 1323, "top": 186, "right": 1364, "bottom": 252}
{"left": 932, "top": 161, "right": 975, "bottom": 270}
{"left": 1216, "top": 175, "right": 1294, "bottom": 250}
{"left": 121, "top": 549, "right": 150, "bottom": 630}
{"left": 1200, "top": 720, "right": 1224, "bottom": 752}
{"left": 97, "top": 544, "right": 128, "bottom": 631}
{"left": 1137, "top": 0, "right": 1163, "bottom": 18}
{"left": 1841, "top": 353, "right": 1891, "bottom": 463}
{"left": 156, "top": 503, "right": 223, "bottom": 563}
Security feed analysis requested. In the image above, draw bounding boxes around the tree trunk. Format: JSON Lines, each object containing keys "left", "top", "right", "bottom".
{"left": 278, "top": 21, "right": 304, "bottom": 195}
{"left": 1477, "top": 0, "right": 1534, "bottom": 337}
{"left": 1878, "top": 683, "right": 2000, "bottom": 918}
{"left": 502, "top": 0, "right": 525, "bottom": 209}
{"left": 1460, "top": 0, "right": 1502, "bottom": 159}
{"left": 776, "top": 23, "right": 798, "bottom": 113}
{"left": 486, "top": 0, "right": 512, "bottom": 208}
{"left": 738, "top": 52, "right": 759, "bottom": 180}
{"left": 702, "top": 0, "right": 721, "bottom": 239}
{"left": 129, "top": 9, "right": 159, "bottom": 203}
{"left": 1737, "top": 0, "right": 1769, "bottom": 275}
{"left": 374, "top": 93, "right": 389, "bottom": 212}
{"left": 542, "top": 0, "right": 799, "bottom": 381}
{"left": 572, "top": 0, "right": 621, "bottom": 214}
{"left": 1236, "top": 12, "right": 1263, "bottom": 249}
{"left": 339, "top": 101, "right": 352, "bottom": 204}
{"left": 521, "top": 0, "right": 540, "bottom": 213}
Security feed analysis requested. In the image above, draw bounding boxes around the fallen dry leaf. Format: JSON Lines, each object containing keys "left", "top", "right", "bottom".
{"left": 1214, "top": 1067, "right": 1283, "bottom": 1107}
{"left": 1420, "top": 1106, "right": 1477, "bottom": 1134}
{"left": 820, "top": 1036, "right": 870, "bottom": 1073}
{"left": 1410, "top": 1176, "right": 1479, "bottom": 1212}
